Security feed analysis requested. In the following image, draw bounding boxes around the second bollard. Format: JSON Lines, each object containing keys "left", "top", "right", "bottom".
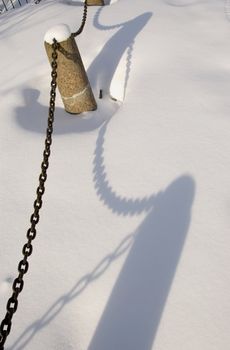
{"left": 86, "top": 0, "right": 104, "bottom": 5}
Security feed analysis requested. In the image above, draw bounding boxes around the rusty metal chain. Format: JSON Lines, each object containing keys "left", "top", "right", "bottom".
{"left": 72, "top": 0, "right": 88, "bottom": 37}
{"left": 0, "top": 2, "right": 89, "bottom": 348}
{"left": 0, "top": 39, "right": 58, "bottom": 350}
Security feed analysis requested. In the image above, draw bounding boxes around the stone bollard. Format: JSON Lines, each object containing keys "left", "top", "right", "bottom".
{"left": 86, "top": 0, "right": 104, "bottom": 5}
{"left": 44, "top": 24, "right": 97, "bottom": 114}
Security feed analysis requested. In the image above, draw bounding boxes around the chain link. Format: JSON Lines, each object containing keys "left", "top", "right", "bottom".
{"left": 0, "top": 39, "right": 58, "bottom": 350}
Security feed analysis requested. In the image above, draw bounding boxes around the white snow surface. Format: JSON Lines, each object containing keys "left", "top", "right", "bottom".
{"left": 0, "top": 0, "right": 230, "bottom": 349}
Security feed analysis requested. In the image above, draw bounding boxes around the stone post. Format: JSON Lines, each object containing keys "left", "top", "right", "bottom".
{"left": 86, "top": 0, "right": 104, "bottom": 5}
{"left": 44, "top": 24, "right": 97, "bottom": 115}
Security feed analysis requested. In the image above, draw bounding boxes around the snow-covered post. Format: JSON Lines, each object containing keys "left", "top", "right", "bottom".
{"left": 44, "top": 24, "right": 97, "bottom": 114}
{"left": 86, "top": 0, "right": 104, "bottom": 5}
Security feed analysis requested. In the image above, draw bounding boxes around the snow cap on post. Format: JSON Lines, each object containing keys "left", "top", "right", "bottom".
{"left": 44, "top": 24, "right": 97, "bottom": 115}
{"left": 44, "top": 24, "right": 71, "bottom": 44}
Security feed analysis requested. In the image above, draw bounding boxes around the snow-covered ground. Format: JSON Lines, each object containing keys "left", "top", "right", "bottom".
{"left": 0, "top": 0, "right": 230, "bottom": 349}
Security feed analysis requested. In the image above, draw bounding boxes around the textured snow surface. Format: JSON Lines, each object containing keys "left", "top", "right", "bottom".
{"left": 0, "top": 0, "right": 230, "bottom": 349}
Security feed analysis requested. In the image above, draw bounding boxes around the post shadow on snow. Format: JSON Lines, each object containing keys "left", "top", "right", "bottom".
{"left": 100, "top": 0, "right": 114, "bottom": 5}
{"left": 88, "top": 121, "right": 196, "bottom": 350}
{"left": 15, "top": 11, "right": 152, "bottom": 134}
{"left": 14, "top": 88, "right": 108, "bottom": 134}
{"left": 88, "top": 182, "right": 195, "bottom": 350}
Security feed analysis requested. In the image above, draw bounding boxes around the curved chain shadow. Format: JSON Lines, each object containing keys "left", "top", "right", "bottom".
{"left": 93, "top": 5, "right": 126, "bottom": 30}
{"left": 88, "top": 9, "right": 152, "bottom": 98}
{"left": 93, "top": 121, "right": 156, "bottom": 216}
{"left": 89, "top": 117, "right": 195, "bottom": 350}
{"left": 89, "top": 8, "right": 196, "bottom": 348}
{"left": 89, "top": 114, "right": 196, "bottom": 350}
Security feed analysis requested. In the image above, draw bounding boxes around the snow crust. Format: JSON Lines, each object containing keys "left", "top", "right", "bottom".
{"left": 44, "top": 23, "right": 71, "bottom": 44}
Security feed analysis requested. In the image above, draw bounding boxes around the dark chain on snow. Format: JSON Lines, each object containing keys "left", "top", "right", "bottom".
{"left": 72, "top": 0, "right": 88, "bottom": 37}
{"left": 0, "top": 39, "right": 58, "bottom": 350}
{"left": 0, "top": 2, "right": 89, "bottom": 348}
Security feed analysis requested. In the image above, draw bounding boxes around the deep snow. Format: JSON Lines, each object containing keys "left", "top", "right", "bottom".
{"left": 0, "top": 0, "right": 230, "bottom": 349}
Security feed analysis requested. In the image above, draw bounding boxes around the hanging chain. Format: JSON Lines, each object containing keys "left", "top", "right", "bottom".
{"left": 72, "top": 0, "right": 88, "bottom": 37}
{"left": 0, "top": 2, "right": 89, "bottom": 348}
{"left": 0, "top": 39, "right": 58, "bottom": 350}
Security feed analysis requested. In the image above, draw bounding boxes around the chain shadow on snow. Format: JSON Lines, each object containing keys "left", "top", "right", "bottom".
{"left": 88, "top": 120, "right": 195, "bottom": 350}
{"left": 88, "top": 8, "right": 152, "bottom": 100}
{"left": 15, "top": 11, "right": 152, "bottom": 134}
{"left": 8, "top": 234, "right": 135, "bottom": 350}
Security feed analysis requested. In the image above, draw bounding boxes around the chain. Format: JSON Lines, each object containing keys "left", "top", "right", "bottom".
{"left": 0, "top": 2, "right": 89, "bottom": 347}
{"left": 72, "top": 0, "right": 88, "bottom": 37}
{"left": 0, "top": 39, "right": 58, "bottom": 350}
